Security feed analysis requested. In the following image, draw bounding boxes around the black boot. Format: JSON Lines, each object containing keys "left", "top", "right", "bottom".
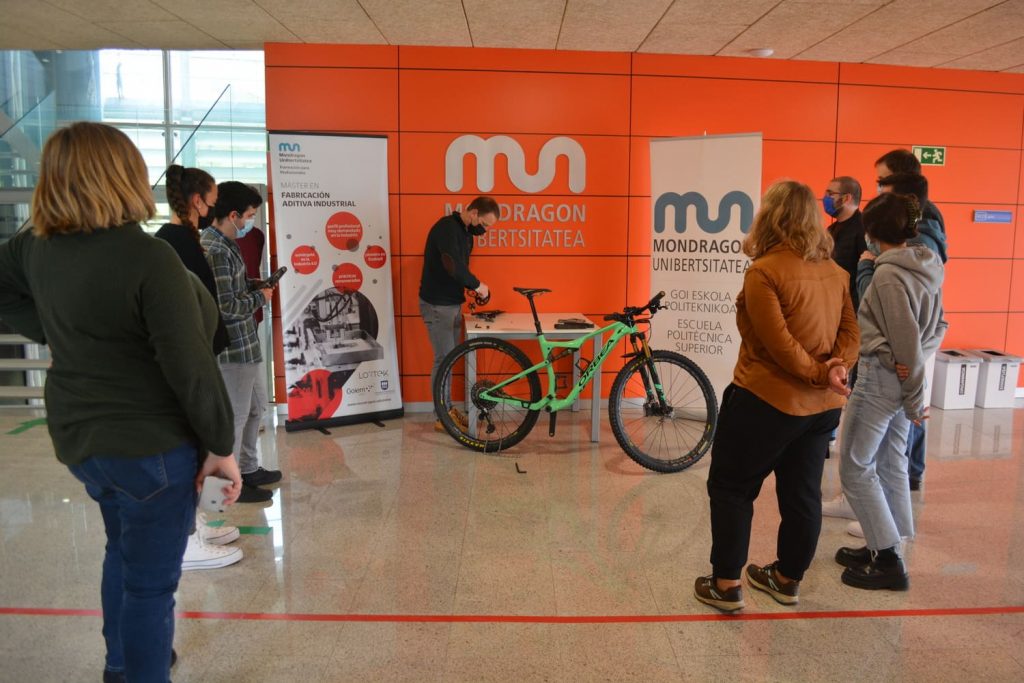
{"left": 835, "top": 545, "right": 871, "bottom": 568}
{"left": 841, "top": 547, "right": 909, "bottom": 591}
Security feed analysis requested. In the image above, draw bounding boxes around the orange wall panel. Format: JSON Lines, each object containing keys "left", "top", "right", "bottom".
{"left": 401, "top": 45, "right": 630, "bottom": 74}
{"left": 399, "top": 132, "right": 629, "bottom": 196}
{"left": 1011, "top": 261, "right": 1024, "bottom": 312}
{"left": 399, "top": 70, "right": 630, "bottom": 135}
{"left": 834, "top": 144, "right": 1020, "bottom": 205}
{"left": 631, "top": 76, "right": 837, "bottom": 141}
{"left": 628, "top": 196, "right": 651, "bottom": 257}
{"left": 838, "top": 85, "right": 1023, "bottom": 149}
{"left": 939, "top": 203, "right": 1015, "bottom": 259}
{"left": 400, "top": 254, "right": 629, "bottom": 318}
{"left": 839, "top": 63, "right": 1024, "bottom": 96}
{"left": 265, "top": 43, "right": 397, "bottom": 68}
{"left": 1016, "top": 206, "right": 1024, "bottom": 259}
{"left": 762, "top": 140, "right": 836, "bottom": 194}
{"left": 400, "top": 195, "right": 628, "bottom": 257}
{"left": 942, "top": 312, "right": 1008, "bottom": 350}
{"left": 266, "top": 67, "right": 398, "bottom": 131}
{"left": 1005, "top": 314, "right": 1024, "bottom": 373}
{"left": 942, "top": 259, "right": 1012, "bottom": 313}
{"left": 633, "top": 53, "right": 837, "bottom": 84}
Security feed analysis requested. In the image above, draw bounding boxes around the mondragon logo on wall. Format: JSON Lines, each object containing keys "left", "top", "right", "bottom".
{"left": 278, "top": 142, "right": 302, "bottom": 153}
{"left": 443, "top": 134, "right": 589, "bottom": 250}
{"left": 445, "top": 135, "right": 586, "bottom": 193}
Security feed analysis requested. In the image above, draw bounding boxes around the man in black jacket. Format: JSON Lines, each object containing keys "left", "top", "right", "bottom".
{"left": 824, "top": 176, "right": 865, "bottom": 310}
{"left": 419, "top": 196, "right": 499, "bottom": 430}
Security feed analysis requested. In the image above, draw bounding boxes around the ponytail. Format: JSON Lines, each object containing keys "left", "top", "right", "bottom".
{"left": 164, "top": 164, "right": 214, "bottom": 239}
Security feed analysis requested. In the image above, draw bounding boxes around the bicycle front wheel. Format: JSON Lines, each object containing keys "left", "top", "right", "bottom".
{"left": 434, "top": 337, "right": 542, "bottom": 453}
{"left": 609, "top": 350, "right": 717, "bottom": 473}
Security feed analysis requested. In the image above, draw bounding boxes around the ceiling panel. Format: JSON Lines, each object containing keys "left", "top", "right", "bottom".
{"left": 557, "top": 0, "right": 671, "bottom": 51}
{"left": 940, "top": 37, "right": 1024, "bottom": 71}
{"left": 256, "top": 0, "right": 384, "bottom": 44}
{"left": 638, "top": 0, "right": 779, "bottom": 54}
{"left": 464, "top": 0, "right": 564, "bottom": 49}
{"left": 796, "top": 1, "right": 1001, "bottom": 62}
{"left": 359, "top": 0, "right": 471, "bottom": 46}
{"left": 718, "top": 1, "right": 884, "bottom": 59}
{"left": 886, "top": 0, "right": 1024, "bottom": 58}
{"left": 102, "top": 21, "right": 227, "bottom": 50}
{"left": 0, "top": 0, "right": 1021, "bottom": 74}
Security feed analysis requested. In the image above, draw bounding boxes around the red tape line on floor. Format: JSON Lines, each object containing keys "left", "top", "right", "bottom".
{"left": 3, "top": 605, "right": 1024, "bottom": 623}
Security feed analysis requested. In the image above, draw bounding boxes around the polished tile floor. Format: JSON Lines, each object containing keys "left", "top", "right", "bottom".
{"left": 1, "top": 403, "right": 1022, "bottom": 682}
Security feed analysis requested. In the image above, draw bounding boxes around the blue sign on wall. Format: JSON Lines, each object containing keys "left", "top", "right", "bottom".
{"left": 973, "top": 210, "right": 1013, "bottom": 224}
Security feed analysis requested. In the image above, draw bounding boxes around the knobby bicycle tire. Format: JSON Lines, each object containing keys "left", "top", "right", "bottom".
{"left": 608, "top": 350, "right": 717, "bottom": 473}
{"left": 433, "top": 337, "right": 542, "bottom": 453}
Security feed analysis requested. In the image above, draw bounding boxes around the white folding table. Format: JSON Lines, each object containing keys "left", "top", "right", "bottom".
{"left": 464, "top": 312, "right": 602, "bottom": 442}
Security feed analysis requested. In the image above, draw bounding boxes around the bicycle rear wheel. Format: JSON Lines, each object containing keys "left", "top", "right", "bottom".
{"left": 609, "top": 349, "right": 717, "bottom": 473}
{"left": 434, "top": 337, "right": 542, "bottom": 453}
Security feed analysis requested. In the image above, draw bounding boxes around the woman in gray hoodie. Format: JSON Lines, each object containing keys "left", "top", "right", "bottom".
{"left": 836, "top": 192, "right": 947, "bottom": 591}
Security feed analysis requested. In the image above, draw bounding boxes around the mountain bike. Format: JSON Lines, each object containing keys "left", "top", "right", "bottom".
{"left": 433, "top": 287, "right": 718, "bottom": 473}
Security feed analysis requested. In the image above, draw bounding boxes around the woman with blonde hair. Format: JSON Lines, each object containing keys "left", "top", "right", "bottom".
{"left": 694, "top": 179, "right": 860, "bottom": 613}
{"left": 0, "top": 122, "right": 241, "bottom": 682}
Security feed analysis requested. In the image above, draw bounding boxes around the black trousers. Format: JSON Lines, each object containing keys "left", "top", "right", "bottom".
{"left": 708, "top": 384, "right": 841, "bottom": 581}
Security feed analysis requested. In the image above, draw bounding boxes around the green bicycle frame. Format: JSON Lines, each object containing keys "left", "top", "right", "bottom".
{"left": 478, "top": 320, "right": 649, "bottom": 412}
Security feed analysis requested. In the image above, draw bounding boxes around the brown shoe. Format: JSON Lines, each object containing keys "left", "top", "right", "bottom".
{"left": 745, "top": 562, "right": 800, "bottom": 605}
{"left": 694, "top": 575, "right": 744, "bottom": 612}
{"left": 434, "top": 419, "right": 446, "bottom": 433}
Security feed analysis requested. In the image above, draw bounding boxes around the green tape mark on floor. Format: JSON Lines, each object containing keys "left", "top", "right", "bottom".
{"left": 237, "top": 526, "right": 272, "bottom": 535}
{"left": 205, "top": 519, "right": 226, "bottom": 528}
{"left": 6, "top": 417, "right": 46, "bottom": 435}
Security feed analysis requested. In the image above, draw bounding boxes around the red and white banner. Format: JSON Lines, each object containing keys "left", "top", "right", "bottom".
{"left": 269, "top": 132, "right": 403, "bottom": 431}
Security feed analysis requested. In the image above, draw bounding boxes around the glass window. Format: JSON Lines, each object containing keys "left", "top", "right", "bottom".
{"left": 99, "top": 50, "right": 165, "bottom": 123}
{"left": 172, "top": 128, "right": 267, "bottom": 185}
{"left": 114, "top": 126, "right": 167, "bottom": 187}
{"left": 169, "top": 51, "right": 265, "bottom": 128}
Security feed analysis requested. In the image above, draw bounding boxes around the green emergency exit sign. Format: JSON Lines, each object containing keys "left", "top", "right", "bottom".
{"left": 913, "top": 146, "right": 946, "bottom": 166}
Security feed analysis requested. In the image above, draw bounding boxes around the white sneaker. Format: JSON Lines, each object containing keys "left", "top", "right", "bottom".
{"left": 846, "top": 521, "right": 864, "bottom": 538}
{"left": 822, "top": 492, "right": 857, "bottom": 520}
{"left": 182, "top": 532, "right": 243, "bottom": 571}
{"left": 196, "top": 511, "right": 240, "bottom": 546}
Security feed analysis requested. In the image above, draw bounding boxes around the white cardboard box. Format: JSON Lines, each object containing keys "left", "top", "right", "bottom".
{"left": 967, "top": 349, "right": 1022, "bottom": 409}
{"left": 932, "top": 350, "right": 981, "bottom": 410}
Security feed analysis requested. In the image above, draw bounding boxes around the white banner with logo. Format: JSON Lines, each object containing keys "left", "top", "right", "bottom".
{"left": 269, "top": 132, "right": 403, "bottom": 431}
{"left": 649, "top": 133, "right": 762, "bottom": 399}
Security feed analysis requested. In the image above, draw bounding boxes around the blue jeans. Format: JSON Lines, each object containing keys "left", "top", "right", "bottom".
{"left": 907, "top": 421, "right": 926, "bottom": 481}
{"left": 68, "top": 444, "right": 198, "bottom": 683}
{"left": 839, "top": 356, "right": 915, "bottom": 551}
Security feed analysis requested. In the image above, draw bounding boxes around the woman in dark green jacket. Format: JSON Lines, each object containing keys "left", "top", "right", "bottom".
{"left": 0, "top": 122, "right": 240, "bottom": 683}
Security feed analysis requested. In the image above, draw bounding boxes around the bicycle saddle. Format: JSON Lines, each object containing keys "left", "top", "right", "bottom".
{"left": 513, "top": 287, "right": 551, "bottom": 298}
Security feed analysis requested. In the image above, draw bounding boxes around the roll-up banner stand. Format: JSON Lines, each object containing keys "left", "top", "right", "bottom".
{"left": 649, "top": 133, "right": 762, "bottom": 399}
{"left": 268, "top": 132, "right": 403, "bottom": 432}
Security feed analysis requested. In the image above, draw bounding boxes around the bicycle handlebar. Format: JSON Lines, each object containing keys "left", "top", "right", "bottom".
{"left": 603, "top": 291, "right": 666, "bottom": 322}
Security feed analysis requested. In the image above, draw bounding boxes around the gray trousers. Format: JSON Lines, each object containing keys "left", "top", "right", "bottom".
{"left": 419, "top": 298, "right": 463, "bottom": 412}
{"left": 218, "top": 362, "right": 266, "bottom": 475}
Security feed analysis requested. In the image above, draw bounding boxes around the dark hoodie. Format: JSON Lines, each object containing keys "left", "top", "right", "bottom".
{"left": 857, "top": 245, "right": 947, "bottom": 421}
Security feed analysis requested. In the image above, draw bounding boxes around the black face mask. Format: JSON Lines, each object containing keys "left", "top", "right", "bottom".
{"left": 197, "top": 212, "right": 213, "bottom": 230}
{"left": 467, "top": 223, "right": 487, "bottom": 236}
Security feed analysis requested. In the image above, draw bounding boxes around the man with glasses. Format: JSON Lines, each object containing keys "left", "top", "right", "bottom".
{"left": 419, "top": 196, "right": 499, "bottom": 431}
